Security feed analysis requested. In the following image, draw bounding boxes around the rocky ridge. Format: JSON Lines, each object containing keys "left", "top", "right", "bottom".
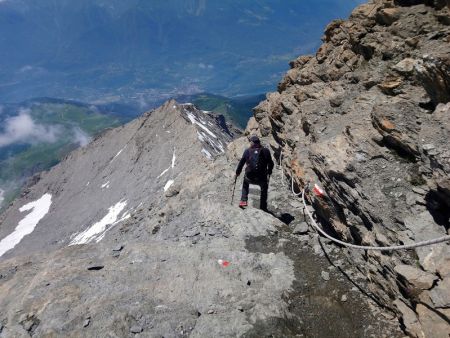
{"left": 0, "top": 100, "right": 403, "bottom": 337}
{"left": 250, "top": 0, "right": 450, "bottom": 336}
{"left": 0, "top": 101, "right": 290, "bottom": 337}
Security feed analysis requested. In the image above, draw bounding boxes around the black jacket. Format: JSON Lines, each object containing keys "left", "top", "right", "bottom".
{"left": 236, "top": 144, "right": 274, "bottom": 180}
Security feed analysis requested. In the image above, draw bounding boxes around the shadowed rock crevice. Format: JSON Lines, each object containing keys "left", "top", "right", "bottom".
{"left": 425, "top": 190, "right": 450, "bottom": 229}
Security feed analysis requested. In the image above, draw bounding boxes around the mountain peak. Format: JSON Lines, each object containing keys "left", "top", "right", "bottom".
{"left": 0, "top": 100, "right": 238, "bottom": 260}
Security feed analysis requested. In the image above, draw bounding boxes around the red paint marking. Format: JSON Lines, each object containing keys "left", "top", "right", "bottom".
{"left": 218, "top": 259, "right": 230, "bottom": 267}
{"left": 313, "top": 184, "right": 325, "bottom": 197}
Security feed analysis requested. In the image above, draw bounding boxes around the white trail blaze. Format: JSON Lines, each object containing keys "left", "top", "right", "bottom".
{"left": 0, "top": 193, "right": 52, "bottom": 257}
{"left": 69, "top": 200, "right": 130, "bottom": 245}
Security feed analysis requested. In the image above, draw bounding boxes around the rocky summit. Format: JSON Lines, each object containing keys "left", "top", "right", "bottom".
{"left": 0, "top": 0, "right": 449, "bottom": 337}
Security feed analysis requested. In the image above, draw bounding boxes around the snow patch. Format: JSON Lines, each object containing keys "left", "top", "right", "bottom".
{"left": 197, "top": 131, "right": 225, "bottom": 155}
{"left": 69, "top": 200, "right": 130, "bottom": 245}
{"left": 185, "top": 107, "right": 227, "bottom": 157}
{"left": 164, "top": 180, "right": 175, "bottom": 191}
{"left": 157, "top": 168, "right": 170, "bottom": 178}
{"left": 158, "top": 149, "right": 176, "bottom": 179}
{"left": 197, "top": 131, "right": 205, "bottom": 142}
{"left": 0, "top": 188, "right": 4, "bottom": 207}
{"left": 0, "top": 194, "right": 52, "bottom": 257}
{"left": 171, "top": 149, "right": 176, "bottom": 169}
{"left": 197, "top": 121, "right": 217, "bottom": 138}
{"left": 101, "top": 181, "right": 110, "bottom": 189}
{"left": 201, "top": 148, "right": 212, "bottom": 159}
{"left": 186, "top": 112, "right": 217, "bottom": 138}
{"left": 212, "top": 139, "right": 225, "bottom": 153}
{"left": 86, "top": 181, "right": 90, "bottom": 187}
{"left": 111, "top": 145, "right": 127, "bottom": 162}
{"left": 186, "top": 112, "right": 197, "bottom": 124}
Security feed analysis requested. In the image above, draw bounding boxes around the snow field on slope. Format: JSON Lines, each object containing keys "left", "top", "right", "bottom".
{"left": 0, "top": 194, "right": 52, "bottom": 257}
{"left": 69, "top": 200, "right": 130, "bottom": 245}
{"left": 186, "top": 111, "right": 217, "bottom": 138}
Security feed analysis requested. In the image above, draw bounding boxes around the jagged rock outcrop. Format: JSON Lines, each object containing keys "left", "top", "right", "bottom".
{"left": 251, "top": 0, "right": 450, "bottom": 336}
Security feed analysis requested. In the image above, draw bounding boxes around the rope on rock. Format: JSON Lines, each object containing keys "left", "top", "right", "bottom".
{"left": 277, "top": 148, "right": 450, "bottom": 251}
{"left": 300, "top": 187, "right": 450, "bottom": 251}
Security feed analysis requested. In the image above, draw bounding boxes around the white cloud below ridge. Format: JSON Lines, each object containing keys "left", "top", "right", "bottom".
{"left": 0, "top": 109, "right": 61, "bottom": 147}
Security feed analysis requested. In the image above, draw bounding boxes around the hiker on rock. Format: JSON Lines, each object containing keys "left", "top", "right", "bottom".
{"left": 235, "top": 135, "right": 274, "bottom": 211}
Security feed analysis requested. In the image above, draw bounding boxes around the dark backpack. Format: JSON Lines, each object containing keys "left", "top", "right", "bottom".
{"left": 245, "top": 147, "right": 264, "bottom": 181}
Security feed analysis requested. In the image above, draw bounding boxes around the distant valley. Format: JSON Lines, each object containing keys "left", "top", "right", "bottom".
{"left": 0, "top": 0, "right": 364, "bottom": 106}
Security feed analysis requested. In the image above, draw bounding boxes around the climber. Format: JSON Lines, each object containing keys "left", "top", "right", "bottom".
{"left": 235, "top": 135, "right": 274, "bottom": 211}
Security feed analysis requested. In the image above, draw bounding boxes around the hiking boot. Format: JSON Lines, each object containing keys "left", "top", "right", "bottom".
{"left": 239, "top": 200, "right": 248, "bottom": 208}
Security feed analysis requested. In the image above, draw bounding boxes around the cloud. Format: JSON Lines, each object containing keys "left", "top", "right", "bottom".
{"left": 72, "top": 127, "right": 91, "bottom": 147}
{"left": 19, "top": 65, "right": 34, "bottom": 73}
{"left": 17, "top": 65, "right": 47, "bottom": 75}
{"left": 198, "top": 63, "right": 214, "bottom": 70}
{"left": 0, "top": 109, "right": 62, "bottom": 147}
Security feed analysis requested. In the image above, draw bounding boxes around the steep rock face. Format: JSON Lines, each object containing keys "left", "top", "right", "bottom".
{"left": 251, "top": 0, "right": 450, "bottom": 336}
